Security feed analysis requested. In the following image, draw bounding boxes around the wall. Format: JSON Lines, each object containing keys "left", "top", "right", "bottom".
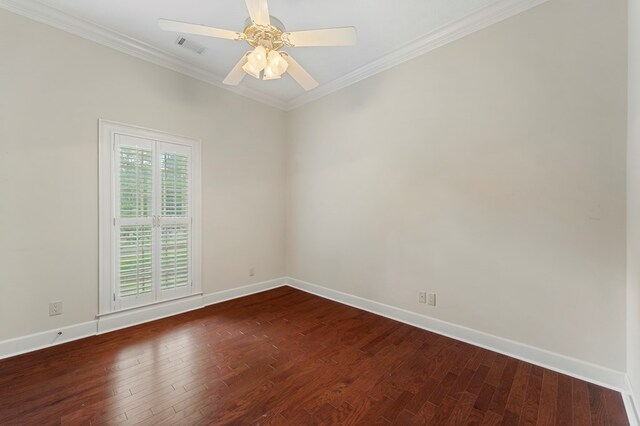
{"left": 628, "top": 0, "right": 640, "bottom": 408}
{"left": 287, "top": 0, "right": 627, "bottom": 371}
{"left": 0, "top": 9, "right": 287, "bottom": 341}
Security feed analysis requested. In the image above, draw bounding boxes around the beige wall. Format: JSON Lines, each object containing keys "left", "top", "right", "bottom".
{"left": 0, "top": 10, "right": 287, "bottom": 340}
{"left": 628, "top": 0, "right": 640, "bottom": 404}
{"left": 287, "top": 0, "right": 628, "bottom": 370}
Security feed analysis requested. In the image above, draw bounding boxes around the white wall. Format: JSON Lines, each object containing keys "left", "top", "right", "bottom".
{"left": 628, "top": 0, "right": 640, "bottom": 407}
{"left": 287, "top": 0, "right": 628, "bottom": 371}
{"left": 0, "top": 9, "right": 287, "bottom": 340}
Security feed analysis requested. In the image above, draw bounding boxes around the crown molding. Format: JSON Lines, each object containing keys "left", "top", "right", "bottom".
{"left": 0, "top": 0, "right": 288, "bottom": 110}
{"left": 0, "top": 0, "right": 548, "bottom": 112}
{"left": 285, "top": 0, "right": 550, "bottom": 110}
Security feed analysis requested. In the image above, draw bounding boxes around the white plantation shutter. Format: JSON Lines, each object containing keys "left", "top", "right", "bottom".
{"left": 160, "top": 224, "right": 190, "bottom": 291}
{"left": 109, "top": 133, "right": 195, "bottom": 311}
{"left": 158, "top": 143, "right": 191, "bottom": 299}
{"left": 117, "top": 144, "right": 154, "bottom": 300}
{"left": 119, "top": 225, "right": 153, "bottom": 297}
{"left": 114, "top": 135, "right": 156, "bottom": 308}
{"left": 161, "top": 152, "right": 189, "bottom": 217}
{"left": 119, "top": 146, "right": 153, "bottom": 218}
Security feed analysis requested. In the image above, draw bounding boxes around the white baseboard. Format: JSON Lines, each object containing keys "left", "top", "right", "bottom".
{"left": 285, "top": 277, "right": 628, "bottom": 393}
{"left": 202, "top": 277, "right": 288, "bottom": 306}
{"left": 98, "top": 278, "right": 288, "bottom": 335}
{"left": 0, "top": 320, "right": 97, "bottom": 360}
{"left": 625, "top": 377, "right": 640, "bottom": 426}
{"left": 97, "top": 294, "right": 205, "bottom": 334}
{"left": 0, "top": 277, "right": 288, "bottom": 360}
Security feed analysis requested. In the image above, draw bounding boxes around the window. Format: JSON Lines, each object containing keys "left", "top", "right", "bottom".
{"left": 99, "top": 121, "right": 201, "bottom": 314}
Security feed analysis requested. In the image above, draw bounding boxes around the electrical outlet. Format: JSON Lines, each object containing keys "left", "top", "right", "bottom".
{"left": 49, "top": 301, "right": 63, "bottom": 316}
{"left": 249, "top": 267, "right": 255, "bottom": 277}
{"left": 428, "top": 293, "right": 436, "bottom": 306}
{"left": 419, "top": 292, "right": 427, "bottom": 304}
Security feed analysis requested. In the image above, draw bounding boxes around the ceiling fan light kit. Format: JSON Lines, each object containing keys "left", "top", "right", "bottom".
{"left": 240, "top": 44, "right": 288, "bottom": 80}
{"left": 263, "top": 50, "right": 289, "bottom": 80}
{"left": 158, "top": 0, "right": 356, "bottom": 91}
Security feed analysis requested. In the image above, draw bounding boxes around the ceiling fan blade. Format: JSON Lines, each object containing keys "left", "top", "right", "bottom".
{"left": 223, "top": 53, "right": 251, "bottom": 86}
{"left": 282, "top": 53, "right": 318, "bottom": 91}
{"left": 158, "top": 19, "right": 242, "bottom": 40}
{"left": 245, "top": 0, "right": 271, "bottom": 27}
{"left": 284, "top": 27, "right": 357, "bottom": 47}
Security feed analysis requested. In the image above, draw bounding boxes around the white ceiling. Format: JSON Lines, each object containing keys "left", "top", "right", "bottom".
{"left": 2, "top": 0, "right": 546, "bottom": 109}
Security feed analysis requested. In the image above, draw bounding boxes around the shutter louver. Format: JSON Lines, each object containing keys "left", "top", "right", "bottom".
{"left": 119, "top": 147, "right": 153, "bottom": 218}
{"left": 161, "top": 153, "right": 189, "bottom": 217}
{"left": 119, "top": 225, "right": 153, "bottom": 296}
{"left": 160, "top": 224, "right": 190, "bottom": 290}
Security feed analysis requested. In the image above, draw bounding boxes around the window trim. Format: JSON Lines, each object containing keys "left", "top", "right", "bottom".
{"left": 99, "top": 120, "right": 202, "bottom": 315}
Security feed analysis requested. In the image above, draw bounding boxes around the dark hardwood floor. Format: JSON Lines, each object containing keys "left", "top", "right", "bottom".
{"left": 0, "top": 286, "right": 629, "bottom": 425}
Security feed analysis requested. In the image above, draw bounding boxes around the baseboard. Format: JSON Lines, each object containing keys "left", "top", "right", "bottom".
{"left": 0, "top": 277, "right": 288, "bottom": 360}
{"left": 99, "top": 278, "right": 288, "bottom": 334}
{"left": 96, "top": 294, "right": 205, "bottom": 334}
{"left": 0, "top": 320, "right": 97, "bottom": 360}
{"left": 285, "top": 277, "right": 628, "bottom": 393}
{"left": 625, "top": 377, "right": 640, "bottom": 426}
{"left": 202, "top": 277, "right": 288, "bottom": 306}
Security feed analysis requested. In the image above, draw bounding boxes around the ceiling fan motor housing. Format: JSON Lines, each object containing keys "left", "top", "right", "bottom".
{"left": 243, "top": 16, "right": 287, "bottom": 50}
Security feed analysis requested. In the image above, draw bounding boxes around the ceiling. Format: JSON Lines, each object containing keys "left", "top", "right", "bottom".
{"left": 1, "top": 0, "right": 546, "bottom": 109}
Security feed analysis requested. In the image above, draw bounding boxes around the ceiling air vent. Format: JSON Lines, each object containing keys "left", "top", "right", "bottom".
{"left": 175, "top": 36, "right": 207, "bottom": 55}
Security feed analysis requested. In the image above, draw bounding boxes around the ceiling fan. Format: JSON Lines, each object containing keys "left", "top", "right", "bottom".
{"left": 158, "top": 0, "right": 357, "bottom": 91}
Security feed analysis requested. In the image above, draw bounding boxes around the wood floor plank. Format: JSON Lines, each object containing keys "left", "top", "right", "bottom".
{"left": 481, "top": 410, "right": 503, "bottom": 425}
{"left": 404, "top": 376, "right": 440, "bottom": 414}
{"left": 0, "top": 286, "right": 629, "bottom": 425}
{"left": 429, "top": 395, "right": 460, "bottom": 424}
{"left": 556, "top": 374, "right": 574, "bottom": 426}
{"left": 465, "top": 407, "right": 487, "bottom": 425}
{"left": 536, "top": 369, "right": 558, "bottom": 425}
{"left": 488, "top": 357, "right": 518, "bottom": 415}
{"left": 446, "top": 391, "right": 478, "bottom": 425}
{"left": 467, "top": 364, "right": 491, "bottom": 395}
{"left": 474, "top": 383, "right": 496, "bottom": 413}
{"left": 519, "top": 365, "right": 543, "bottom": 425}
{"left": 486, "top": 354, "right": 508, "bottom": 387}
{"left": 602, "top": 387, "right": 631, "bottom": 426}
{"left": 448, "top": 367, "right": 476, "bottom": 401}
{"left": 588, "top": 382, "right": 609, "bottom": 426}
{"left": 573, "top": 378, "right": 593, "bottom": 426}
{"left": 505, "top": 361, "right": 533, "bottom": 416}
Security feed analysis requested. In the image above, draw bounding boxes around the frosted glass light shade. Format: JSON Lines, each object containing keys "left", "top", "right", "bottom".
{"left": 263, "top": 65, "right": 281, "bottom": 80}
{"left": 247, "top": 45, "right": 267, "bottom": 70}
{"left": 242, "top": 62, "right": 261, "bottom": 79}
{"left": 243, "top": 45, "right": 269, "bottom": 78}
{"left": 267, "top": 50, "right": 288, "bottom": 75}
